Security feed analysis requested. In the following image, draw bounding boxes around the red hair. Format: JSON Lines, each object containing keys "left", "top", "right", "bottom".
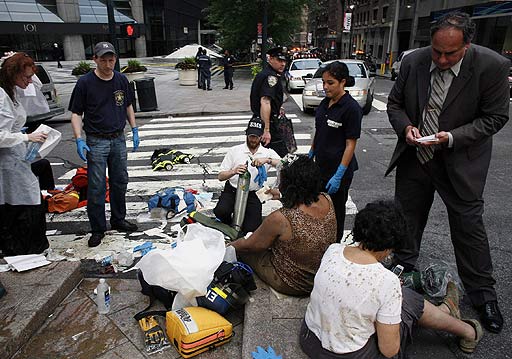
{"left": 0, "top": 52, "right": 37, "bottom": 102}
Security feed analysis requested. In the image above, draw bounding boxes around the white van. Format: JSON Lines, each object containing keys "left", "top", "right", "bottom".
{"left": 391, "top": 49, "right": 418, "bottom": 81}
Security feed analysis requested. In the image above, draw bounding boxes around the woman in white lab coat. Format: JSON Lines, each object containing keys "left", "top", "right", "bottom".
{"left": 0, "top": 52, "right": 49, "bottom": 255}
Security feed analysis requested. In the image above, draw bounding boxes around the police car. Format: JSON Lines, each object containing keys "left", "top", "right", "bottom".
{"left": 284, "top": 58, "right": 322, "bottom": 92}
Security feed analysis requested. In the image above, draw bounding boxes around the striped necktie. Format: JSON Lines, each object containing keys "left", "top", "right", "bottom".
{"left": 417, "top": 68, "right": 446, "bottom": 164}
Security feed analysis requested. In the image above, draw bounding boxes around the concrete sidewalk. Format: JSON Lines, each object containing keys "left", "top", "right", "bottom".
{"left": 45, "top": 58, "right": 254, "bottom": 119}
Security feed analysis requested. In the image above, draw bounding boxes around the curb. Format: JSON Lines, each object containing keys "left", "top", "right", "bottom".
{"left": 0, "top": 261, "right": 83, "bottom": 359}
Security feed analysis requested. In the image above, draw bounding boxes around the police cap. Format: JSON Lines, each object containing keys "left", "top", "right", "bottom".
{"left": 267, "top": 47, "right": 287, "bottom": 60}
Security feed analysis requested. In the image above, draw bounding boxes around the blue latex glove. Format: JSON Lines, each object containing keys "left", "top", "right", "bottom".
{"left": 251, "top": 346, "right": 282, "bottom": 359}
{"left": 254, "top": 165, "right": 268, "bottom": 187}
{"left": 308, "top": 148, "right": 315, "bottom": 159}
{"left": 75, "top": 138, "right": 90, "bottom": 162}
{"left": 132, "top": 127, "right": 140, "bottom": 152}
{"left": 326, "top": 164, "right": 347, "bottom": 195}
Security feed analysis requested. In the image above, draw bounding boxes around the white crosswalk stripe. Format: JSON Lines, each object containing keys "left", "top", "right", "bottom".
{"left": 47, "top": 113, "right": 357, "bottom": 228}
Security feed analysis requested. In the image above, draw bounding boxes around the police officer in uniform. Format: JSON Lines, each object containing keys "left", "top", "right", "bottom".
{"left": 222, "top": 50, "right": 236, "bottom": 90}
{"left": 250, "top": 47, "right": 288, "bottom": 157}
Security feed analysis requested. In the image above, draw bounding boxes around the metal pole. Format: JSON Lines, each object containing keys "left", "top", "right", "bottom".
{"left": 262, "top": 0, "right": 268, "bottom": 65}
{"left": 340, "top": 0, "right": 345, "bottom": 58}
{"left": 106, "top": 0, "right": 120, "bottom": 72}
{"left": 388, "top": 0, "right": 400, "bottom": 69}
{"left": 198, "top": 19, "right": 201, "bottom": 45}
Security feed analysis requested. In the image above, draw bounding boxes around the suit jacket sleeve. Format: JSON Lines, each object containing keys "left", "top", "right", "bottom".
{"left": 450, "top": 59, "right": 510, "bottom": 150}
{"left": 387, "top": 57, "right": 414, "bottom": 139}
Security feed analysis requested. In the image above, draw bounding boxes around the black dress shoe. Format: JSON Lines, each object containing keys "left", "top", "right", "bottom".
{"left": 223, "top": 86, "right": 228, "bottom": 89}
{"left": 88, "top": 232, "right": 105, "bottom": 247}
{"left": 477, "top": 301, "right": 504, "bottom": 333}
{"left": 111, "top": 219, "right": 138, "bottom": 232}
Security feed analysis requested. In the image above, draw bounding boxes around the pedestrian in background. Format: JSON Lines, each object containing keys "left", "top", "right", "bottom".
{"left": 386, "top": 11, "right": 509, "bottom": 333}
{"left": 198, "top": 49, "right": 212, "bottom": 91}
{"left": 0, "top": 52, "right": 49, "bottom": 255}
{"left": 308, "top": 61, "right": 362, "bottom": 241}
{"left": 195, "top": 46, "right": 203, "bottom": 89}
{"left": 222, "top": 49, "right": 235, "bottom": 90}
{"left": 52, "top": 43, "right": 63, "bottom": 68}
{"left": 250, "top": 46, "right": 288, "bottom": 157}
{"left": 69, "top": 42, "right": 140, "bottom": 247}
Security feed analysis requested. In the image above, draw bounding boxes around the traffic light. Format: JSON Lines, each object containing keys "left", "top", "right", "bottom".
{"left": 120, "top": 23, "right": 139, "bottom": 38}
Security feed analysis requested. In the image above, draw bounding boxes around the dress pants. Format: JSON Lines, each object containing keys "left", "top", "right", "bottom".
{"left": 395, "top": 148, "right": 496, "bottom": 306}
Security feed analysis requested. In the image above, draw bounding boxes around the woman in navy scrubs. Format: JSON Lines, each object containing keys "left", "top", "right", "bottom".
{"left": 308, "top": 61, "right": 362, "bottom": 241}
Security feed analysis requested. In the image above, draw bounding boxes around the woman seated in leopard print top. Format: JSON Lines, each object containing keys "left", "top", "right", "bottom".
{"left": 230, "top": 155, "right": 338, "bottom": 296}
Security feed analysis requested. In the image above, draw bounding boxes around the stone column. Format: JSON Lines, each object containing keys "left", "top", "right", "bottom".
{"left": 56, "top": 0, "right": 85, "bottom": 60}
{"left": 130, "top": 0, "right": 147, "bottom": 58}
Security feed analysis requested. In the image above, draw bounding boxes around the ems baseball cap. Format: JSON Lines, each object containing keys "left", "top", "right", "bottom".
{"left": 246, "top": 117, "right": 264, "bottom": 137}
{"left": 94, "top": 42, "right": 116, "bottom": 57}
{"left": 267, "top": 46, "right": 287, "bottom": 61}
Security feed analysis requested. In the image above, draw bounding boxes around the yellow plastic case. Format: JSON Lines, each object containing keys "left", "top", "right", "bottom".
{"left": 166, "top": 306, "right": 233, "bottom": 358}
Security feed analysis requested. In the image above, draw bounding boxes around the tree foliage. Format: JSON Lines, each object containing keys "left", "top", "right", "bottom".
{"left": 207, "top": 0, "right": 312, "bottom": 52}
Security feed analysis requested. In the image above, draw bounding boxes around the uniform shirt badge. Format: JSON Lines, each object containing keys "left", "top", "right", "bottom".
{"left": 114, "top": 90, "right": 125, "bottom": 106}
{"left": 267, "top": 76, "right": 278, "bottom": 87}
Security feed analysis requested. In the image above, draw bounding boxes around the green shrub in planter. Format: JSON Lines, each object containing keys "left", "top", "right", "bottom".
{"left": 121, "top": 59, "right": 147, "bottom": 73}
{"left": 71, "top": 61, "right": 93, "bottom": 76}
{"left": 175, "top": 57, "right": 197, "bottom": 70}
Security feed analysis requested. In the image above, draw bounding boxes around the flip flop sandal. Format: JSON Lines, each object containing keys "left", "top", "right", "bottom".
{"left": 459, "top": 319, "right": 483, "bottom": 354}
{"left": 441, "top": 281, "right": 461, "bottom": 320}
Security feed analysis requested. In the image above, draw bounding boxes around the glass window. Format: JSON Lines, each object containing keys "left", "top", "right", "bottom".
{"left": 291, "top": 59, "right": 322, "bottom": 70}
{"left": 6, "top": 2, "right": 34, "bottom": 11}
{"left": 1, "top": 0, "right": 63, "bottom": 22}
{"left": 313, "top": 62, "right": 367, "bottom": 78}
{"left": 10, "top": 12, "right": 43, "bottom": 21}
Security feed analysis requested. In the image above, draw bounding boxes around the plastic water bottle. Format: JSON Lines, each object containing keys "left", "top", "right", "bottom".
{"left": 25, "top": 142, "right": 41, "bottom": 161}
{"left": 96, "top": 278, "right": 111, "bottom": 314}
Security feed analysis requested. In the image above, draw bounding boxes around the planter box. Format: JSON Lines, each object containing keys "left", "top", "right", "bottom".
{"left": 124, "top": 71, "right": 146, "bottom": 82}
{"left": 178, "top": 69, "right": 198, "bottom": 86}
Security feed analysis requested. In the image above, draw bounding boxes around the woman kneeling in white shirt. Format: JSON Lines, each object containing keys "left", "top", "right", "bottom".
{"left": 301, "top": 200, "right": 483, "bottom": 358}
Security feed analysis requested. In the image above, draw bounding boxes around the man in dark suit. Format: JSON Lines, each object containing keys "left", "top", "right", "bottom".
{"left": 386, "top": 12, "right": 509, "bottom": 333}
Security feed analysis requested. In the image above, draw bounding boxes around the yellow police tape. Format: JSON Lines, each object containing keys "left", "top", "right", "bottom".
{"left": 124, "top": 62, "right": 258, "bottom": 70}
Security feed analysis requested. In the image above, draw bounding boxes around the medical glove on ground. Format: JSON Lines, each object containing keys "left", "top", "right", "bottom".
{"left": 251, "top": 346, "right": 282, "bottom": 359}
{"left": 326, "top": 164, "right": 347, "bottom": 195}
{"left": 308, "top": 148, "right": 315, "bottom": 159}
{"left": 254, "top": 165, "right": 268, "bottom": 187}
{"left": 76, "top": 138, "right": 90, "bottom": 162}
{"left": 132, "top": 127, "right": 140, "bottom": 152}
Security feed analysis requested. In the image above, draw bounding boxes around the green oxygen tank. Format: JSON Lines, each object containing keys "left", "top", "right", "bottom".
{"left": 232, "top": 161, "right": 251, "bottom": 232}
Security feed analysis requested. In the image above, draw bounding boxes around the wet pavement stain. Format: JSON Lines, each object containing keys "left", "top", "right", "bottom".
{"left": 13, "top": 291, "right": 128, "bottom": 359}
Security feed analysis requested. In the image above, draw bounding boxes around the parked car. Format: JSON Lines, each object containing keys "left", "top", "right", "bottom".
{"left": 19, "top": 64, "right": 65, "bottom": 129}
{"left": 391, "top": 49, "right": 418, "bottom": 81}
{"left": 302, "top": 59, "right": 376, "bottom": 115}
{"left": 285, "top": 58, "right": 322, "bottom": 92}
